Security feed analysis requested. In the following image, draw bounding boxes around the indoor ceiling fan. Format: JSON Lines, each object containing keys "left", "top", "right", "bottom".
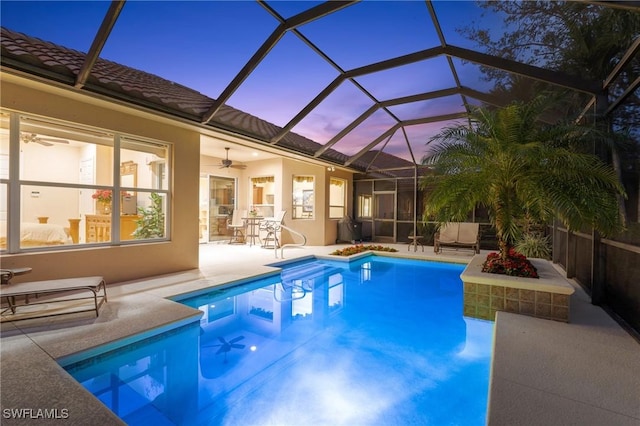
{"left": 219, "top": 147, "right": 247, "bottom": 169}
{"left": 20, "top": 132, "right": 69, "bottom": 147}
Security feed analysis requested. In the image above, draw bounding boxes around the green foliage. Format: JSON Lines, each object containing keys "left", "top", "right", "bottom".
{"left": 133, "top": 192, "right": 165, "bottom": 239}
{"left": 458, "top": 3, "right": 639, "bottom": 228}
{"left": 420, "top": 96, "right": 626, "bottom": 260}
{"left": 459, "top": 2, "right": 640, "bottom": 88}
{"left": 330, "top": 245, "right": 398, "bottom": 256}
{"left": 515, "top": 233, "right": 552, "bottom": 260}
{"left": 417, "top": 222, "right": 438, "bottom": 245}
{"left": 482, "top": 248, "right": 539, "bottom": 278}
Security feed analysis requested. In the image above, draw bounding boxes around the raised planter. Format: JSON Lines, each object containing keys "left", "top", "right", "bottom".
{"left": 460, "top": 256, "right": 575, "bottom": 322}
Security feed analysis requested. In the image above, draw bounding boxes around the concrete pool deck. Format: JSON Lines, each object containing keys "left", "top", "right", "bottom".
{"left": 1, "top": 243, "right": 638, "bottom": 425}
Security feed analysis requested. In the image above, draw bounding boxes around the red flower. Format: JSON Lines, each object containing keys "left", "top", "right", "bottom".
{"left": 330, "top": 244, "right": 398, "bottom": 256}
{"left": 92, "top": 190, "right": 112, "bottom": 203}
{"left": 482, "top": 251, "right": 539, "bottom": 278}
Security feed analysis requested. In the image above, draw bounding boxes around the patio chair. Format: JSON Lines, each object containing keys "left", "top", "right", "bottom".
{"left": 259, "top": 210, "right": 286, "bottom": 248}
{"left": 227, "top": 210, "right": 247, "bottom": 244}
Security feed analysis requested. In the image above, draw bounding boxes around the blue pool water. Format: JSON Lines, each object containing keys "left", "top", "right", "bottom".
{"left": 65, "top": 256, "right": 494, "bottom": 425}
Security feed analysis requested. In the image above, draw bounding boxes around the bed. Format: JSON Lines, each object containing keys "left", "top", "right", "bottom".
{"left": 0, "top": 219, "right": 80, "bottom": 248}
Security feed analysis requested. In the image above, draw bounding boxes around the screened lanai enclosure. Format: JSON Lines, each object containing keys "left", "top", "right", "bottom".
{"left": 1, "top": 1, "right": 639, "bottom": 332}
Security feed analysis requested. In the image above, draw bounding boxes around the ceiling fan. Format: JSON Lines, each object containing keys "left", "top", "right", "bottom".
{"left": 20, "top": 132, "right": 69, "bottom": 147}
{"left": 219, "top": 147, "right": 247, "bottom": 169}
{"left": 208, "top": 335, "right": 246, "bottom": 364}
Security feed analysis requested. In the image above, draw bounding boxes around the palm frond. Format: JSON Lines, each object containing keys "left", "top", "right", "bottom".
{"left": 420, "top": 93, "right": 626, "bottom": 252}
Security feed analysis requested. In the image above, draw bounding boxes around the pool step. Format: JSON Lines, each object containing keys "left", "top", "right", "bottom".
{"left": 280, "top": 262, "right": 342, "bottom": 289}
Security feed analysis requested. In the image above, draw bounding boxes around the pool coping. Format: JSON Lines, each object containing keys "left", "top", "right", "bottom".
{"left": 461, "top": 256, "right": 575, "bottom": 322}
{"left": 461, "top": 256, "right": 575, "bottom": 295}
{"left": 489, "top": 301, "right": 640, "bottom": 425}
{"left": 0, "top": 251, "right": 477, "bottom": 426}
{"left": 1, "top": 245, "right": 638, "bottom": 425}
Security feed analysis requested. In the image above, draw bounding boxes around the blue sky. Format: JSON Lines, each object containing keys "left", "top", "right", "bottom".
{"left": 0, "top": 0, "right": 498, "bottom": 161}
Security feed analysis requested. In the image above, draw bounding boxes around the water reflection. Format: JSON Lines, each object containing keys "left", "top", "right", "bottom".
{"left": 67, "top": 258, "right": 493, "bottom": 425}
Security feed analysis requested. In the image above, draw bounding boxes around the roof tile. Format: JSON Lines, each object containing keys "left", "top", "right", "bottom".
{"left": 1, "top": 27, "right": 415, "bottom": 176}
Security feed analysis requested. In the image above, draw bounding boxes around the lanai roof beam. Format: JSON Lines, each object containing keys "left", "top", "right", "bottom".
{"left": 74, "top": 0, "right": 125, "bottom": 89}
{"left": 201, "top": 1, "right": 357, "bottom": 124}
{"left": 345, "top": 112, "right": 467, "bottom": 166}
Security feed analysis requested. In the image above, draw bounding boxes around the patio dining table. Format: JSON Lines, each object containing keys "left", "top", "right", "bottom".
{"left": 243, "top": 216, "right": 263, "bottom": 247}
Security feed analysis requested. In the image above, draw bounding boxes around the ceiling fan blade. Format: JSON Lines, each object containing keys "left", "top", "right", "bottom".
{"left": 229, "top": 336, "right": 245, "bottom": 343}
{"left": 39, "top": 138, "right": 69, "bottom": 144}
{"left": 231, "top": 344, "right": 245, "bottom": 349}
{"left": 20, "top": 132, "right": 69, "bottom": 146}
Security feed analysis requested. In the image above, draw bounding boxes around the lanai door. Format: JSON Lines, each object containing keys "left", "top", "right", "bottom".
{"left": 373, "top": 192, "right": 395, "bottom": 242}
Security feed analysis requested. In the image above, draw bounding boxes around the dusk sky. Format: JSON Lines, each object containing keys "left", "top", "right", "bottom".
{"left": 0, "top": 1, "right": 503, "bottom": 161}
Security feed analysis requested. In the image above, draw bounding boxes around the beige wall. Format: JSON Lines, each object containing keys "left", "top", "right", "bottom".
{"left": 279, "top": 158, "right": 353, "bottom": 246}
{"left": 1, "top": 74, "right": 355, "bottom": 285}
{"left": 1, "top": 78, "right": 200, "bottom": 284}
{"left": 324, "top": 168, "right": 353, "bottom": 245}
{"left": 281, "top": 158, "right": 323, "bottom": 245}
{"left": 199, "top": 155, "right": 354, "bottom": 246}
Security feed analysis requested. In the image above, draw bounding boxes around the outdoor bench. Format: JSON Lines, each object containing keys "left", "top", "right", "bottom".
{"left": 434, "top": 222, "right": 481, "bottom": 254}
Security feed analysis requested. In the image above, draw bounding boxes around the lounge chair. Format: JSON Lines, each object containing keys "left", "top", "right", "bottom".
{"left": 1, "top": 276, "right": 107, "bottom": 320}
{"left": 434, "top": 222, "right": 480, "bottom": 254}
{"left": 227, "top": 210, "right": 247, "bottom": 244}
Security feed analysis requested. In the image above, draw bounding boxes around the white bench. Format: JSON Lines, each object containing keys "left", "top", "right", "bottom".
{"left": 0, "top": 276, "right": 107, "bottom": 320}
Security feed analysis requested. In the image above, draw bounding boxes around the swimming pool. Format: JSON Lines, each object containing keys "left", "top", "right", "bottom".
{"left": 65, "top": 256, "right": 494, "bottom": 425}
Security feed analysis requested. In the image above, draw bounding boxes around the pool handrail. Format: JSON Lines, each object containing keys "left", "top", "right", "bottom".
{"left": 273, "top": 282, "right": 307, "bottom": 302}
{"left": 276, "top": 224, "right": 307, "bottom": 259}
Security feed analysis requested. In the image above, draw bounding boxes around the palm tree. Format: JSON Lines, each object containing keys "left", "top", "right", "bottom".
{"left": 420, "top": 96, "right": 625, "bottom": 262}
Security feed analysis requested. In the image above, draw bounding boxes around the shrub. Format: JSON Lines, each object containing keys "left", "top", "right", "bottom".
{"left": 330, "top": 244, "right": 398, "bottom": 256}
{"left": 133, "top": 192, "right": 165, "bottom": 239}
{"left": 482, "top": 248, "right": 539, "bottom": 278}
{"left": 515, "top": 233, "right": 551, "bottom": 260}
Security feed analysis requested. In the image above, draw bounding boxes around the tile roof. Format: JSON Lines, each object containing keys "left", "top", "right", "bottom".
{"left": 1, "top": 27, "right": 414, "bottom": 176}
{"left": 355, "top": 150, "right": 419, "bottom": 178}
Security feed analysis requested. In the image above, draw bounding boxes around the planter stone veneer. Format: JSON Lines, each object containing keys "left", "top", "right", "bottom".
{"left": 460, "top": 256, "right": 575, "bottom": 322}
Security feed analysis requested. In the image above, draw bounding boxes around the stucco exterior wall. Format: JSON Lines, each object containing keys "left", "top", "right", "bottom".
{"left": 323, "top": 168, "right": 353, "bottom": 245}
{"left": 1, "top": 77, "right": 200, "bottom": 284}
{"left": 1, "top": 74, "right": 356, "bottom": 285}
{"left": 198, "top": 153, "right": 354, "bottom": 247}
{"left": 281, "top": 158, "right": 324, "bottom": 246}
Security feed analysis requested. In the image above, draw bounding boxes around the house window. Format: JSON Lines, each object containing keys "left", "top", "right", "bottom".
{"left": 358, "top": 194, "right": 372, "bottom": 218}
{"left": 292, "top": 175, "right": 314, "bottom": 219}
{"left": 0, "top": 112, "right": 9, "bottom": 245}
{"left": 329, "top": 178, "right": 346, "bottom": 219}
{"left": 120, "top": 137, "right": 170, "bottom": 240}
{"left": 0, "top": 110, "right": 171, "bottom": 252}
{"left": 355, "top": 180, "right": 372, "bottom": 220}
{"left": 251, "top": 176, "right": 274, "bottom": 218}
